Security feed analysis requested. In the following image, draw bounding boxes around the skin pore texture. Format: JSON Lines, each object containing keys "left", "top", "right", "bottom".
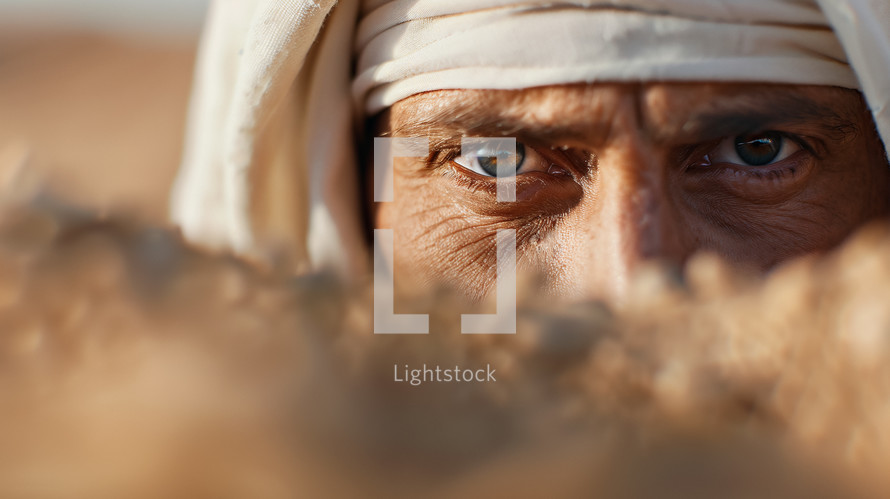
{"left": 371, "top": 83, "right": 890, "bottom": 301}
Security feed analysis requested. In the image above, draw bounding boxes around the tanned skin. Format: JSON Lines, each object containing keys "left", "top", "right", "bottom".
{"left": 371, "top": 83, "right": 890, "bottom": 301}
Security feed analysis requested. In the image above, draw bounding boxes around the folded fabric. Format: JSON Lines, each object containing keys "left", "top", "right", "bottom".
{"left": 170, "top": 0, "right": 890, "bottom": 273}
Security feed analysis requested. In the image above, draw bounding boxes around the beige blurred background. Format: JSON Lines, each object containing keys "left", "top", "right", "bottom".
{"left": 0, "top": 0, "right": 208, "bottom": 223}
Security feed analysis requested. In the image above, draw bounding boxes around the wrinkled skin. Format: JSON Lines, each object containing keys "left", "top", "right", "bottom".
{"left": 371, "top": 83, "right": 890, "bottom": 300}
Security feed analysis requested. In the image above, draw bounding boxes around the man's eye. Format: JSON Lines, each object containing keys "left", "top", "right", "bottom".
{"left": 711, "top": 132, "right": 800, "bottom": 167}
{"left": 454, "top": 142, "right": 531, "bottom": 177}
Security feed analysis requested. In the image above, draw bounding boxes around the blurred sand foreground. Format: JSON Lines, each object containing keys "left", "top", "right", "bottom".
{"left": 2, "top": 29, "right": 890, "bottom": 499}
{"left": 1, "top": 178, "right": 890, "bottom": 498}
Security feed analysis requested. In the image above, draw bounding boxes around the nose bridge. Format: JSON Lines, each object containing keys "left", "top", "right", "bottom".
{"left": 583, "top": 136, "right": 683, "bottom": 299}
{"left": 604, "top": 155, "right": 665, "bottom": 260}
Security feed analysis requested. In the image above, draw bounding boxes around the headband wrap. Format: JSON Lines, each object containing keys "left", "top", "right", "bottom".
{"left": 354, "top": 1, "right": 858, "bottom": 114}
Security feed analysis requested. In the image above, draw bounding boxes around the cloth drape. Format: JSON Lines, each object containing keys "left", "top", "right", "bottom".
{"left": 170, "top": 0, "right": 890, "bottom": 274}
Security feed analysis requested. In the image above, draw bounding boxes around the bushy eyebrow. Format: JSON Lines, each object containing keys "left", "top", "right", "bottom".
{"left": 664, "top": 93, "right": 860, "bottom": 144}
{"left": 386, "top": 99, "right": 603, "bottom": 149}
{"left": 384, "top": 103, "right": 546, "bottom": 155}
{"left": 384, "top": 88, "right": 861, "bottom": 149}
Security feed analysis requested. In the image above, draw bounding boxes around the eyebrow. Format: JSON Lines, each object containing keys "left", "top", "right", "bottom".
{"left": 384, "top": 89, "right": 860, "bottom": 149}
{"left": 667, "top": 93, "right": 860, "bottom": 144}
{"left": 387, "top": 101, "right": 603, "bottom": 150}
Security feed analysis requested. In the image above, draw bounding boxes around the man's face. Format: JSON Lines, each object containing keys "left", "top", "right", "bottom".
{"left": 373, "top": 83, "right": 890, "bottom": 300}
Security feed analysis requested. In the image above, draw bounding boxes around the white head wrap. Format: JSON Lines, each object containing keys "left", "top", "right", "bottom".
{"left": 170, "top": 0, "right": 890, "bottom": 273}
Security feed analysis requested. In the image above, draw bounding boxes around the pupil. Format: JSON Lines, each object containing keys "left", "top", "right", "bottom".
{"left": 734, "top": 132, "right": 782, "bottom": 166}
{"left": 479, "top": 142, "right": 526, "bottom": 176}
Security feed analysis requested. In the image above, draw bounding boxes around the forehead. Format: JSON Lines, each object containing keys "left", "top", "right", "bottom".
{"left": 382, "top": 83, "right": 864, "bottom": 146}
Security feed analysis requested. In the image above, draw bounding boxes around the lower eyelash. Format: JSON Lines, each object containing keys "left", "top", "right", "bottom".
{"left": 443, "top": 163, "right": 498, "bottom": 193}
{"left": 738, "top": 165, "right": 797, "bottom": 181}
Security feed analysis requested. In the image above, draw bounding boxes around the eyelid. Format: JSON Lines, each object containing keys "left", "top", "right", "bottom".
{"left": 424, "top": 141, "right": 464, "bottom": 169}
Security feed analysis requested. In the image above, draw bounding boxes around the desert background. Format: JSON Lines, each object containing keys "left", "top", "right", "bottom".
{"left": 0, "top": 0, "right": 206, "bottom": 223}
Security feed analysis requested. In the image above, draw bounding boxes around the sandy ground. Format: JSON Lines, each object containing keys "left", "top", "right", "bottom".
{"left": 0, "top": 28, "right": 196, "bottom": 223}
{"left": 0, "top": 193, "right": 887, "bottom": 498}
